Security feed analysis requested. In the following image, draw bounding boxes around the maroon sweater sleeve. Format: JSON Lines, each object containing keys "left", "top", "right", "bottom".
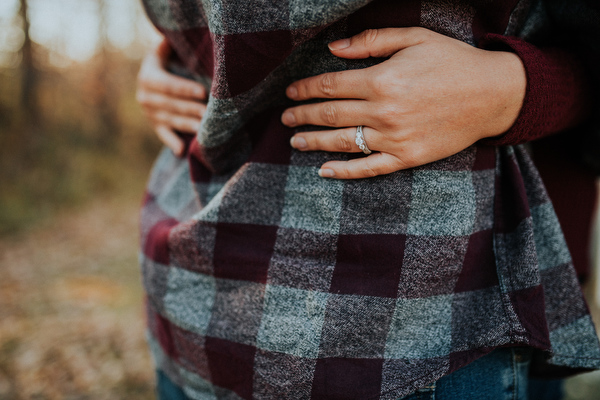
{"left": 480, "top": 34, "right": 592, "bottom": 146}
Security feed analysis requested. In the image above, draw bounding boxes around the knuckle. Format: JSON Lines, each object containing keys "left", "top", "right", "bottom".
{"left": 408, "top": 26, "right": 425, "bottom": 36}
{"left": 414, "top": 26, "right": 431, "bottom": 37}
{"left": 362, "top": 164, "right": 379, "bottom": 178}
{"left": 361, "top": 29, "right": 379, "bottom": 47}
{"left": 376, "top": 105, "right": 400, "bottom": 126}
{"left": 174, "top": 101, "right": 188, "bottom": 115}
{"left": 176, "top": 84, "right": 193, "bottom": 97}
{"left": 369, "top": 70, "right": 393, "bottom": 97}
{"left": 338, "top": 165, "right": 352, "bottom": 179}
{"left": 334, "top": 131, "right": 353, "bottom": 151}
{"left": 409, "top": 27, "right": 432, "bottom": 42}
{"left": 321, "top": 104, "right": 338, "bottom": 125}
{"left": 394, "top": 157, "right": 411, "bottom": 170}
{"left": 318, "top": 74, "right": 337, "bottom": 96}
{"left": 186, "top": 104, "right": 199, "bottom": 116}
{"left": 398, "top": 146, "right": 421, "bottom": 169}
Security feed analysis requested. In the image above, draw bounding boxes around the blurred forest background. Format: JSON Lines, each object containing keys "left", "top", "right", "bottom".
{"left": 0, "top": 0, "right": 599, "bottom": 399}
{"left": 0, "top": 0, "right": 160, "bottom": 398}
{"left": 0, "top": 0, "right": 159, "bottom": 234}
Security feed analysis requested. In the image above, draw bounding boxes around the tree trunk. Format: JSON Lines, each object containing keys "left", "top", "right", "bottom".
{"left": 19, "top": 0, "right": 39, "bottom": 123}
{"left": 95, "top": 0, "right": 119, "bottom": 148}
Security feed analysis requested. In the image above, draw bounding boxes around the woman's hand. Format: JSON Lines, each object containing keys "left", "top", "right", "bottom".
{"left": 282, "top": 27, "right": 526, "bottom": 179}
{"left": 136, "top": 39, "right": 208, "bottom": 157}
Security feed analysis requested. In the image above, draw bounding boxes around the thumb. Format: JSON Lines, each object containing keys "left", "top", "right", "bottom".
{"left": 328, "top": 27, "right": 428, "bottom": 59}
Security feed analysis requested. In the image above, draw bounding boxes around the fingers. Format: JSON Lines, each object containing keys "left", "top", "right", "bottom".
{"left": 282, "top": 100, "right": 373, "bottom": 128}
{"left": 289, "top": 126, "right": 414, "bottom": 179}
{"left": 149, "top": 109, "right": 203, "bottom": 134}
{"left": 318, "top": 153, "right": 406, "bottom": 179}
{"left": 138, "top": 87, "right": 204, "bottom": 134}
{"left": 328, "top": 27, "right": 430, "bottom": 59}
{"left": 137, "top": 39, "right": 208, "bottom": 158}
{"left": 137, "top": 90, "right": 206, "bottom": 119}
{"left": 291, "top": 126, "right": 377, "bottom": 153}
{"left": 286, "top": 69, "right": 369, "bottom": 101}
{"left": 285, "top": 27, "right": 433, "bottom": 102}
{"left": 139, "top": 65, "right": 208, "bottom": 100}
{"left": 155, "top": 125, "right": 186, "bottom": 157}
{"left": 138, "top": 40, "right": 207, "bottom": 101}
{"left": 291, "top": 127, "right": 410, "bottom": 179}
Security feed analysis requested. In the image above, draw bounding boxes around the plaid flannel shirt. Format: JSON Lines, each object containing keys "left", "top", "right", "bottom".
{"left": 139, "top": 0, "right": 600, "bottom": 398}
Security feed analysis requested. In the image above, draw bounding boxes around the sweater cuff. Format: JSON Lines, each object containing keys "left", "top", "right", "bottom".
{"left": 479, "top": 34, "right": 590, "bottom": 146}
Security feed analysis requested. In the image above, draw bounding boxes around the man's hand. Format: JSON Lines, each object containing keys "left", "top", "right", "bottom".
{"left": 136, "top": 39, "right": 208, "bottom": 157}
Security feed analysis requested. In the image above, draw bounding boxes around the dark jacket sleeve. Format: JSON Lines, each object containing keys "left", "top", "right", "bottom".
{"left": 479, "top": 34, "right": 591, "bottom": 146}
{"left": 480, "top": 2, "right": 600, "bottom": 281}
{"left": 480, "top": 1, "right": 600, "bottom": 174}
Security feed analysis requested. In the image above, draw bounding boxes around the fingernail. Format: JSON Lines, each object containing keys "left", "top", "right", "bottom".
{"left": 290, "top": 136, "right": 307, "bottom": 149}
{"left": 318, "top": 168, "right": 335, "bottom": 178}
{"left": 194, "top": 87, "right": 204, "bottom": 97}
{"left": 328, "top": 38, "right": 350, "bottom": 51}
{"left": 282, "top": 111, "right": 296, "bottom": 126}
{"left": 287, "top": 86, "right": 298, "bottom": 99}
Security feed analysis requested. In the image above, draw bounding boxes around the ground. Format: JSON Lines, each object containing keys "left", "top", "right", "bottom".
{"left": 0, "top": 192, "right": 154, "bottom": 400}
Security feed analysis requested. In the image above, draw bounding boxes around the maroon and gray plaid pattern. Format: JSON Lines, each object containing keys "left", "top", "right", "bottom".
{"left": 139, "top": 0, "right": 600, "bottom": 398}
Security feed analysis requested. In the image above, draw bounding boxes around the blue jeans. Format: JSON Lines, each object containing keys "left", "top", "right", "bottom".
{"left": 400, "top": 347, "right": 563, "bottom": 400}
{"left": 156, "top": 347, "right": 563, "bottom": 400}
{"left": 156, "top": 370, "right": 189, "bottom": 400}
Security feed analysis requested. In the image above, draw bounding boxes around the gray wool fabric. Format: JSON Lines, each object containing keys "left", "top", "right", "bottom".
{"left": 139, "top": 0, "right": 600, "bottom": 399}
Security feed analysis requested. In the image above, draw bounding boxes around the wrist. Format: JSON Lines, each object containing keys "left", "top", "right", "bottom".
{"left": 481, "top": 50, "right": 527, "bottom": 140}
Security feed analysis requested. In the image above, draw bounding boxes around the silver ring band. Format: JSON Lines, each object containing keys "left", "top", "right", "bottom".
{"left": 355, "top": 125, "right": 371, "bottom": 155}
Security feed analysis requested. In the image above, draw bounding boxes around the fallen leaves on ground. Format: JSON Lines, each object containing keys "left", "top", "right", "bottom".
{"left": 0, "top": 193, "right": 154, "bottom": 400}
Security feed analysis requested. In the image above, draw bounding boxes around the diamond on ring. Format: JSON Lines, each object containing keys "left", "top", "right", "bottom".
{"left": 355, "top": 125, "right": 371, "bottom": 155}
